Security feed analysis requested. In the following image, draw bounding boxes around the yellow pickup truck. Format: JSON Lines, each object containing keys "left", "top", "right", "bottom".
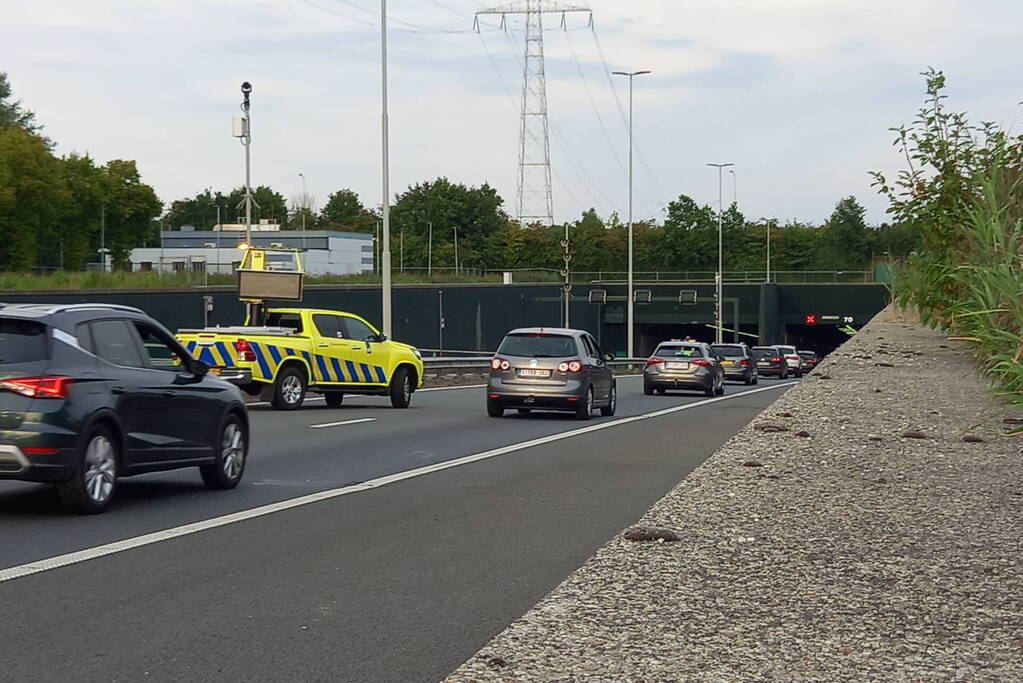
{"left": 177, "top": 308, "right": 424, "bottom": 410}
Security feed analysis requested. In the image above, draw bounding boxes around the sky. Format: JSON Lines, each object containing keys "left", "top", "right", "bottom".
{"left": 4, "top": 0, "right": 1023, "bottom": 226}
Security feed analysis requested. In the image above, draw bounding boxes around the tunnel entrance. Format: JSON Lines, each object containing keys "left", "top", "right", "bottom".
{"left": 602, "top": 323, "right": 761, "bottom": 358}
{"left": 784, "top": 324, "right": 857, "bottom": 358}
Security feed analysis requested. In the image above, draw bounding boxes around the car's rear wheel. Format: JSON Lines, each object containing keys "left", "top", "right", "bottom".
{"left": 57, "top": 424, "right": 118, "bottom": 514}
{"left": 201, "top": 415, "right": 247, "bottom": 490}
{"left": 575, "top": 386, "right": 593, "bottom": 421}
{"left": 600, "top": 382, "right": 617, "bottom": 416}
{"left": 389, "top": 366, "right": 413, "bottom": 409}
{"left": 272, "top": 365, "right": 307, "bottom": 410}
{"left": 643, "top": 382, "right": 654, "bottom": 396}
{"left": 704, "top": 381, "right": 715, "bottom": 397}
{"left": 716, "top": 377, "right": 726, "bottom": 395}
{"left": 656, "top": 388, "right": 666, "bottom": 395}
{"left": 324, "top": 392, "right": 344, "bottom": 407}
{"left": 487, "top": 398, "right": 504, "bottom": 418}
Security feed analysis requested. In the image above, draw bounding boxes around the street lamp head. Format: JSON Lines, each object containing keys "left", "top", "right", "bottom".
{"left": 612, "top": 70, "right": 652, "bottom": 77}
{"left": 241, "top": 81, "right": 252, "bottom": 95}
{"left": 707, "top": 162, "right": 735, "bottom": 168}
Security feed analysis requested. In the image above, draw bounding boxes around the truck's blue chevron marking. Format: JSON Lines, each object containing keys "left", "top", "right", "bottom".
{"left": 249, "top": 342, "right": 272, "bottom": 379}
{"left": 316, "top": 354, "right": 331, "bottom": 382}
{"left": 360, "top": 363, "right": 373, "bottom": 383}
{"left": 330, "top": 357, "right": 346, "bottom": 382}
{"left": 285, "top": 348, "right": 296, "bottom": 356}
{"left": 267, "top": 345, "right": 283, "bottom": 365}
{"left": 215, "top": 342, "right": 235, "bottom": 367}
{"left": 374, "top": 366, "right": 386, "bottom": 383}
{"left": 186, "top": 341, "right": 197, "bottom": 354}
{"left": 198, "top": 347, "right": 217, "bottom": 365}
{"left": 345, "top": 360, "right": 358, "bottom": 383}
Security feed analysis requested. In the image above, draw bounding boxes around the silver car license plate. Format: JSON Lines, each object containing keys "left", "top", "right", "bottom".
{"left": 665, "top": 361, "right": 689, "bottom": 370}
{"left": 518, "top": 368, "right": 551, "bottom": 378}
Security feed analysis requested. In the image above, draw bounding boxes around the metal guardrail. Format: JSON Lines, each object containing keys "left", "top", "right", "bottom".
{"left": 422, "top": 357, "right": 647, "bottom": 374}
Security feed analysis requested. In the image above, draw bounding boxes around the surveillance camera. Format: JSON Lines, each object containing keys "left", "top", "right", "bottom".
{"left": 241, "top": 82, "right": 252, "bottom": 94}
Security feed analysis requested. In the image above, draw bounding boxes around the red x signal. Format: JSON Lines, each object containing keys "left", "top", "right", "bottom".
{"left": 804, "top": 314, "right": 818, "bottom": 325}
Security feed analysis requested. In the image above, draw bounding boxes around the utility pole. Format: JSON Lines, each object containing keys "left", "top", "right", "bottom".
{"left": 100, "top": 203, "right": 106, "bottom": 272}
{"left": 428, "top": 221, "right": 433, "bottom": 276}
{"left": 707, "top": 162, "right": 734, "bottom": 344}
{"left": 475, "top": 1, "right": 590, "bottom": 227}
{"left": 238, "top": 83, "right": 253, "bottom": 248}
{"left": 453, "top": 226, "right": 459, "bottom": 273}
{"left": 612, "top": 69, "right": 651, "bottom": 358}
{"left": 767, "top": 219, "right": 774, "bottom": 284}
{"left": 380, "top": 0, "right": 393, "bottom": 337}
{"left": 400, "top": 229, "right": 404, "bottom": 273}
{"left": 730, "top": 168, "right": 737, "bottom": 207}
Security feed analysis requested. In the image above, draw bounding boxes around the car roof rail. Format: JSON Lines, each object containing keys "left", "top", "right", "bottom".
{"left": 43, "top": 303, "right": 146, "bottom": 315}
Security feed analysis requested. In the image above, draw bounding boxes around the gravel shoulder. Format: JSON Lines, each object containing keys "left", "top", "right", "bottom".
{"left": 446, "top": 306, "right": 1023, "bottom": 682}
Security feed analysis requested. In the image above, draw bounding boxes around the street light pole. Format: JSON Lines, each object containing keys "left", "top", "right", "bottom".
{"left": 380, "top": 0, "right": 393, "bottom": 337}
{"left": 707, "top": 162, "right": 734, "bottom": 344}
{"left": 428, "top": 221, "right": 433, "bottom": 276}
{"left": 453, "top": 226, "right": 459, "bottom": 273}
{"left": 298, "top": 172, "right": 307, "bottom": 252}
{"left": 729, "top": 168, "right": 737, "bottom": 207}
{"left": 612, "top": 69, "right": 651, "bottom": 358}
{"left": 767, "top": 219, "right": 774, "bottom": 284}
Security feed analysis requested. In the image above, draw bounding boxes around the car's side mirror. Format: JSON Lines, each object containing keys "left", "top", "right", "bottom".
{"left": 603, "top": 353, "right": 614, "bottom": 362}
{"left": 376, "top": 333, "right": 388, "bottom": 343}
{"left": 191, "top": 359, "right": 211, "bottom": 377}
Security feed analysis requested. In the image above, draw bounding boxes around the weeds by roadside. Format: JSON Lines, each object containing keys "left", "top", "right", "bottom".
{"left": 872, "top": 69, "right": 1023, "bottom": 428}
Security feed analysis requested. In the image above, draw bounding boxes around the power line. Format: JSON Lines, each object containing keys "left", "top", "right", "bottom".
{"left": 564, "top": 27, "right": 628, "bottom": 182}
{"left": 590, "top": 23, "right": 669, "bottom": 212}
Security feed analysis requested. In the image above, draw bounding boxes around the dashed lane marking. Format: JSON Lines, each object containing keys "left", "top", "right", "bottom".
{"left": 0, "top": 382, "right": 794, "bottom": 584}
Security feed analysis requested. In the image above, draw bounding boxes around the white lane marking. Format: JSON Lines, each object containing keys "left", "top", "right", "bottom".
{"left": 0, "top": 382, "right": 794, "bottom": 584}
{"left": 309, "top": 418, "right": 376, "bottom": 429}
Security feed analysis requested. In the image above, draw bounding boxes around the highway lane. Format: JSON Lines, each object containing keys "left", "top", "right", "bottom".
{"left": 0, "top": 375, "right": 791, "bottom": 569}
{"left": 0, "top": 376, "right": 793, "bottom": 682}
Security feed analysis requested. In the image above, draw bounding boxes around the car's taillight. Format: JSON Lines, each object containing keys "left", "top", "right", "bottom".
{"left": 557, "top": 360, "right": 583, "bottom": 373}
{"left": 691, "top": 359, "right": 711, "bottom": 367}
{"left": 771, "top": 356, "right": 782, "bottom": 362}
{"left": 233, "top": 338, "right": 256, "bottom": 362}
{"left": 490, "top": 358, "right": 510, "bottom": 371}
{"left": 0, "top": 376, "right": 72, "bottom": 399}
{"left": 646, "top": 357, "right": 665, "bottom": 366}
{"left": 740, "top": 359, "right": 749, "bottom": 366}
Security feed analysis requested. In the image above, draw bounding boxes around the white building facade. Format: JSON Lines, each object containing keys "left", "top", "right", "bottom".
{"left": 130, "top": 227, "right": 374, "bottom": 276}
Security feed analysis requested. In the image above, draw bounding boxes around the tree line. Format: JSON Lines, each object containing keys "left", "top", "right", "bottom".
{"left": 1, "top": 70, "right": 921, "bottom": 275}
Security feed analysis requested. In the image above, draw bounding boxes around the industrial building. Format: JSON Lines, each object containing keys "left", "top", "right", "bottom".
{"left": 129, "top": 224, "right": 374, "bottom": 276}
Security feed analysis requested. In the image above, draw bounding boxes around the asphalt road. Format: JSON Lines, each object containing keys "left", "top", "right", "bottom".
{"left": 0, "top": 375, "right": 793, "bottom": 682}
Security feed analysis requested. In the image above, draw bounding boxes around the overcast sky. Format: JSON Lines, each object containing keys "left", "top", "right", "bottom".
{"left": 4, "top": 0, "right": 1022, "bottom": 225}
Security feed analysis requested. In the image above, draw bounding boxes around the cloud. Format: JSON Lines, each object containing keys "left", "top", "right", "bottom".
{"left": 3, "top": 0, "right": 1022, "bottom": 227}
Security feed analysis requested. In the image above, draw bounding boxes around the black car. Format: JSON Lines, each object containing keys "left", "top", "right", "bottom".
{"left": 0, "top": 304, "right": 249, "bottom": 513}
{"left": 751, "top": 346, "right": 789, "bottom": 379}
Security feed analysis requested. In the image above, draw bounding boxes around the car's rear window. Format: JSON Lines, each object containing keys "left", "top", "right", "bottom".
{"left": 798, "top": 351, "right": 817, "bottom": 358}
{"left": 712, "top": 345, "right": 744, "bottom": 357}
{"left": 498, "top": 334, "right": 577, "bottom": 358}
{"left": 655, "top": 344, "right": 704, "bottom": 358}
{"left": 752, "top": 348, "right": 775, "bottom": 359}
{"left": 0, "top": 318, "right": 49, "bottom": 363}
{"left": 266, "top": 312, "right": 303, "bottom": 332}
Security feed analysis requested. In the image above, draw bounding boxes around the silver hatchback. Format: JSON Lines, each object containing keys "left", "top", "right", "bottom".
{"left": 643, "top": 341, "right": 725, "bottom": 396}
{"left": 486, "top": 328, "right": 616, "bottom": 420}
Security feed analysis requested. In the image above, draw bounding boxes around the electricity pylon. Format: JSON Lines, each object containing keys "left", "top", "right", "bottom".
{"left": 476, "top": 1, "right": 590, "bottom": 227}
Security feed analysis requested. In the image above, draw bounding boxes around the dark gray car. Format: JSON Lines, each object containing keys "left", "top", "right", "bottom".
{"left": 644, "top": 342, "right": 725, "bottom": 396}
{"left": 486, "top": 328, "right": 616, "bottom": 420}
{"left": 751, "top": 346, "right": 789, "bottom": 378}
{"left": 711, "top": 343, "right": 758, "bottom": 385}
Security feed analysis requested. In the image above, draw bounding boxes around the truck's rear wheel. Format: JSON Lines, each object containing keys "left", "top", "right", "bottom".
{"left": 389, "top": 366, "right": 413, "bottom": 409}
{"left": 272, "top": 365, "right": 307, "bottom": 410}
{"left": 324, "top": 392, "right": 344, "bottom": 407}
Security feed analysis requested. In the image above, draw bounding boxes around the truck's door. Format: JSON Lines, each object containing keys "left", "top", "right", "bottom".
{"left": 338, "top": 315, "right": 389, "bottom": 386}
{"left": 309, "top": 313, "right": 352, "bottom": 385}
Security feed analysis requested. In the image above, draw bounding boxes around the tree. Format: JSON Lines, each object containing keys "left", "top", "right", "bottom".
{"left": 319, "top": 188, "right": 377, "bottom": 233}
{"left": 55, "top": 153, "right": 105, "bottom": 269}
{"left": 390, "top": 178, "right": 508, "bottom": 270}
{"left": 823, "top": 196, "right": 870, "bottom": 269}
{"left": 0, "top": 71, "right": 42, "bottom": 135}
{"left": 660, "top": 194, "right": 717, "bottom": 271}
{"left": 0, "top": 126, "right": 65, "bottom": 269}
{"left": 99, "top": 160, "right": 163, "bottom": 267}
